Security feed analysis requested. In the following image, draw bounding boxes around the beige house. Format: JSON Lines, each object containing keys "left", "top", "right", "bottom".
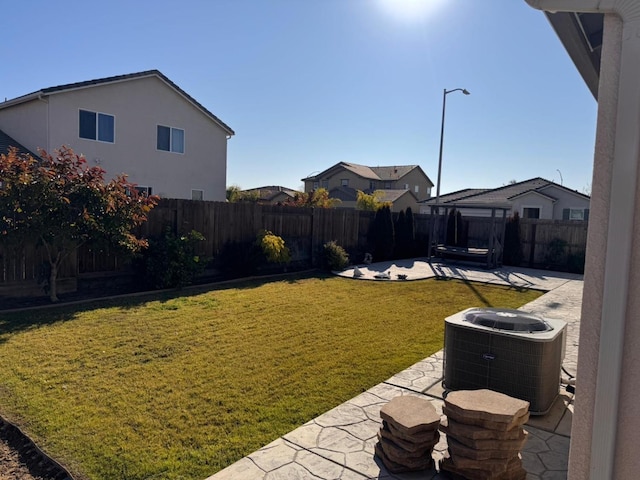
{"left": 302, "top": 162, "right": 433, "bottom": 212}
{"left": 525, "top": 2, "right": 640, "bottom": 479}
{"left": 420, "top": 177, "right": 590, "bottom": 219}
{"left": 0, "top": 70, "right": 234, "bottom": 201}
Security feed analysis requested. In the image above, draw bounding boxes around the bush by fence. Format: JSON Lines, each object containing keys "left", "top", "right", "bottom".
{"left": 0, "top": 200, "right": 589, "bottom": 297}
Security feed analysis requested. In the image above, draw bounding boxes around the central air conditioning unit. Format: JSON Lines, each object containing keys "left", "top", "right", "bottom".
{"left": 443, "top": 307, "right": 567, "bottom": 415}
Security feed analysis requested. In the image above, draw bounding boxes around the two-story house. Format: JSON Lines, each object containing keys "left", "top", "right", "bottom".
{"left": 0, "top": 70, "right": 234, "bottom": 201}
{"left": 419, "top": 177, "right": 590, "bottom": 220}
{"left": 301, "top": 162, "right": 434, "bottom": 212}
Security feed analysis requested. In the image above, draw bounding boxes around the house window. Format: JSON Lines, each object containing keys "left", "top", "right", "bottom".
{"left": 321, "top": 180, "right": 329, "bottom": 189}
{"left": 313, "top": 181, "right": 319, "bottom": 190}
{"left": 414, "top": 185, "right": 419, "bottom": 193}
{"left": 157, "top": 125, "right": 185, "bottom": 153}
{"left": 404, "top": 184, "right": 409, "bottom": 190}
{"left": 564, "top": 208, "right": 587, "bottom": 221}
{"left": 192, "top": 189, "right": 204, "bottom": 201}
{"left": 341, "top": 179, "right": 349, "bottom": 187}
{"left": 369, "top": 181, "right": 376, "bottom": 190}
{"left": 79, "top": 109, "right": 114, "bottom": 143}
{"left": 522, "top": 207, "right": 540, "bottom": 219}
{"left": 135, "top": 186, "right": 152, "bottom": 197}
{"left": 384, "top": 181, "right": 391, "bottom": 189}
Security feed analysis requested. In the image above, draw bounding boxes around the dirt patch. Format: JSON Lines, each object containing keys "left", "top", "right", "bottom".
{"left": 0, "top": 436, "right": 46, "bottom": 480}
{"left": 0, "top": 417, "right": 73, "bottom": 480}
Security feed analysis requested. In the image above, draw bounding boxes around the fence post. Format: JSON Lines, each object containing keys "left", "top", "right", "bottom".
{"left": 311, "top": 208, "right": 318, "bottom": 267}
{"left": 528, "top": 222, "right": 537, "bottom": 267}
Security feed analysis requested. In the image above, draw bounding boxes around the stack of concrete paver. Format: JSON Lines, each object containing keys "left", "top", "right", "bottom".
{"left": 374, "top": 395, "right": 441, "bottom": 473}
{"left": 439, "top": 389, "right": 529, "bottom": 480}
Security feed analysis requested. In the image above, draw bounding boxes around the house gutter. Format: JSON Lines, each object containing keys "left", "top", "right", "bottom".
{"left": 526, "top": 1, "right": 640, "bottom": 479}
{"left": 0, "top": 91, "right": 42, "bottom": 110}
{"left": 37, "top": 94, "right": 50, "bottom": 153}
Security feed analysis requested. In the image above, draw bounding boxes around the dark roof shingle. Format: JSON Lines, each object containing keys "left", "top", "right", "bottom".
{"left": 0, "top": 70, "right": 234, "bottom": 136}
{"left": 0, "top": 129, "right": 39, "bottom": 158}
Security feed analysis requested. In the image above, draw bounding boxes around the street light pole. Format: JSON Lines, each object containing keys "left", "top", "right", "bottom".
{"left": 434, "top": 88, "right": 470, "bottom": 210}
{"left": 430, "top": 87, "right": 469, "bottom": 258}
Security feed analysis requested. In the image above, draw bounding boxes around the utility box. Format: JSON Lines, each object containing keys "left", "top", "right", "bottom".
{"left": 443, "top": 307, "right": 567, "bottom": 415}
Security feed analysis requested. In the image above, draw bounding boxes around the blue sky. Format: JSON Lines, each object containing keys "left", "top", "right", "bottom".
{"left": 1, "top": 0, "right": 597, "bottom": 195}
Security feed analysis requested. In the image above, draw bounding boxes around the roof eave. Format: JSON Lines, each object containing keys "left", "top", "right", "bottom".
{"left": 0, "top": 91, "right": 44, "bottom": 110}
{"left": 545, "top": 12, "right": 600, "bottom": 99}
{"left": 0, "top": 70, "right": 235, "bottom": 136}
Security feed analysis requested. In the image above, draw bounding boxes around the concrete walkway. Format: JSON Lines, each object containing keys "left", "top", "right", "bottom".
{"left": 208, "top": 260, "right": 583, "bottom": 480}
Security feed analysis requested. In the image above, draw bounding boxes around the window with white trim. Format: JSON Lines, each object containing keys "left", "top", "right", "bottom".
{"left": 569, "top": 209, "right": 584, "bottom": 220}
{"left": 414, "top": 185, "right": 419, "bottom": 193}
{"left": 341, "top": 179, "right": 349, "bottom": 187}
{"left": 157, "top": 125, "right": 185, "bottom": 153}
{"left": 192, "top": 189, "right": 204, "bottom": 201}
{"left": 79, "top": 109, "right": 115, "bottom": 143}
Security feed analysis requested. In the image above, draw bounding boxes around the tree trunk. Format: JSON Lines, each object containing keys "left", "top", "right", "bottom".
{"left": 49, "top": 261, "right": 59, "bottom": 303}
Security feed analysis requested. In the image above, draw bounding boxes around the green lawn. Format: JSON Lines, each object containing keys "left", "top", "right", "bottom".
{"left": 0, "top": 274, "right": 542, "bottom": 480}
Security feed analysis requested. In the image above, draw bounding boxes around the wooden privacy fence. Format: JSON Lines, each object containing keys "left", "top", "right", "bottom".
{"left": 520, "top": 218, "right": 589, "bottom": 269}
{"left": 139, "top": 200, "right": 376, "bottom": 264}
{"left": 0, "top": 200, "right": 590, "bottom": 296}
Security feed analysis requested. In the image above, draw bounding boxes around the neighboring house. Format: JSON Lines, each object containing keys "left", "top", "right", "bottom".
{"left": 0, "top": 129, "right": 39, "bottom": 158}
{"left": 419, "top": 177, "right": 590, "bottom": 220}
{"left": 0, "top": 70, "right": 234, "bottom": 201}
{"left": 239, "top": 186, "right": 299, "bottom": 204}
{"left": 301, "top": 162, "right": 433, "bottom": 212}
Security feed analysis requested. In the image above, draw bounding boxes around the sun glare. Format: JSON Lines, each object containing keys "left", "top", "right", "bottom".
{"left": 377, "top": 0, "right": 445, "bottom": 23}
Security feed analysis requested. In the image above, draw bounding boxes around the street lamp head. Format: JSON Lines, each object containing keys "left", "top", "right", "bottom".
{"left": 462, "top": 89, "right": 470, "bottom": 95}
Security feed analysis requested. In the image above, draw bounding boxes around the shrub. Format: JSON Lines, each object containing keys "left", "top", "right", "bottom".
{"left": 368, "top": 206, "right": 394, "bottom": 261}
{"left": 446, "top": 209, "right": 467, "bottom": 247}
{"left": 567, "top": 250, "right": 586, "bottom": 274}
{"left": 139, "top": 227, "right": 208, "bottom": 289}
{"left": 394, "top": 208, "right": 416, "bottom": 259}
{"left": 503, "top": 213, "right": 524, "bottom": 266}
{"left": 323, "top": 241, "right": 350, "bottom": 271}
{"left": 216, "top": 240, "right": 263, "bottom": 278}
{"left": 256, "top": 230, "right": 291, "bottom": 264}
{"left": 545, "top": 237, "right": 568, "bottom": 268}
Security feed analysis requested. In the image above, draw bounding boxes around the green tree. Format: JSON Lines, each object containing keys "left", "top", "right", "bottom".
{"left": 446, "top": 209, "right": 467, "bottom": 247}
{"left": 368, "top": 205, "right": 394, "bottom": 261}
{"left": 394, "top": 208, "right": 416, "bottom": 258}
{"left": 256, "top": 230, "right": 291, "bottom": 264}
{"left": 140, "top": 227, "right": 208, "bottom": 289}
{"left": 356, "top": 190, "right": 391, "bottom": 211}
{"left": 405, "top": 207, "right": 415, "bottom": 255}
{"left": 503, "top": 213, "right": 524, "bottom": 266}
{"left": 0, "top": 147, "right": 158, "bottom": 302}
{"left": 226, "top": 185, "right": 259, "bottom": 203}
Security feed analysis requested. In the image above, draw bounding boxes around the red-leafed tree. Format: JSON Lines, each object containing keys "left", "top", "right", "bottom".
{"left": 0, "top": 146, "right": 158, "bottom": 302}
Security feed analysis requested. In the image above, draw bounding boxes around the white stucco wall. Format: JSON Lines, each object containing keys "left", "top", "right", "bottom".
{"left": 568, "top": 12, "right": 640, "bottom": 480}
{"left": 0, "top": 99, "right": 49, "bottom": 154}
{"left": 1, "top": 75, "right": 230, "bottom": 201}
{"left": 538, "top": 185, "right": 590, "bottom": 218}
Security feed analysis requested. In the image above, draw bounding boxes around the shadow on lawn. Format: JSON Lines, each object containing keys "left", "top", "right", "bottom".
{"left": 0, "top": 270, "right": 329, "bottom": 341}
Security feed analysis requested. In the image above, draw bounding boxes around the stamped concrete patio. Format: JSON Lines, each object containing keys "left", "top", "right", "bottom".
{"left": 208, "top": 260, "right": 582, "bottom": 480}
